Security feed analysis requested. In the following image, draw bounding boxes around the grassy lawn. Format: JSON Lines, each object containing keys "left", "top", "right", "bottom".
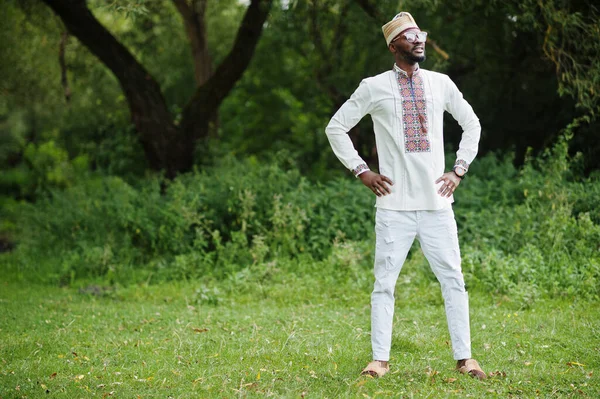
{"left": 1, "top": 266, "right": 599, "bottom": 398}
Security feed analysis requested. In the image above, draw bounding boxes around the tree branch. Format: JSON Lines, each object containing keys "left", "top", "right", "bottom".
{"left": 306, "top": 1, "right": 351, "bottom": 105}
{"left": 58, "top": 30, "right": 71, "bottom": 103}
{"left": 330, "top": 1, "right": 350, "bottom": 67}
{"left": 353, "top": 0, "right": 382, "bottom": 20}
{"left": 206, "top": 0, "right": 273, "bottom": 103}
{"left": 428, "top": 38, "right": 450, "bottom": 60}
{"left": 354, "top": 0, "right": 450, "bottom": 60}
{"left": 309, "top": 0, "right": 328, "bottom": 61}
{"left": 172, "top": 0, "right": 212, "bottom": 86}
{"left": 181, "top": 0, "right": 273, "bottom": 136}
{"left": 41, "top": 0, "right": 184, "bottom": 173}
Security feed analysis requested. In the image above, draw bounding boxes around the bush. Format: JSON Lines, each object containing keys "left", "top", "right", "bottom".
{"left": 2, "top": 141, "right": 599, "bottom": 301}
{"left": 0, "top": 140, "right": 89, "bottom": 200}
{"left": 3, "top": 155, "right": 375, "bottom": 284}
{"left": 457, "top": 136, "right": 600, "bottom": 299}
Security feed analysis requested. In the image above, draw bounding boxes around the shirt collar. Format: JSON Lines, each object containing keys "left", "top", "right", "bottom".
{"left": 393, "top": 63, "right": 420, "bottom": 77}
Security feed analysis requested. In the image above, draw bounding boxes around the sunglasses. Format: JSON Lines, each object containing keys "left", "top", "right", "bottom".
{"left": 393, "top": 31, "right": 428, "bottom": 44}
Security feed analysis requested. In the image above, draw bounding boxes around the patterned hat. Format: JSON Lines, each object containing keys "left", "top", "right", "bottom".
{"left": 382, "top": 12, "right": 419, "bottom": 46}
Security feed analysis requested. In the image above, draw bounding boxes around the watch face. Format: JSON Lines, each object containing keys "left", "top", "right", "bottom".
{"left": 454, "top": 167, "right": 466, "bottom": 177}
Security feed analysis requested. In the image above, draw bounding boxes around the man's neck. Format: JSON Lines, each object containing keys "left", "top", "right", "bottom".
{"left": 395, "top": 61, "right": 419, "bottom": 78}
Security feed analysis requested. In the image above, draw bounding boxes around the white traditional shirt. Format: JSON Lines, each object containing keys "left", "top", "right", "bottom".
{"left": 325, "top": 64, "right": 481, "bottom": 211}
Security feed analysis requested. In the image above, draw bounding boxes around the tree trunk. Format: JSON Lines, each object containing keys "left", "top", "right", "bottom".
{"left": 41, "top": 0, "right": 273, "bottom": 177}
{"left": 42, "top": 0, "right": 188, "bottom": 176}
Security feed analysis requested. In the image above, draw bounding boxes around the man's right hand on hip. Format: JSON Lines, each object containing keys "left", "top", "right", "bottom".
{"left": 359, "top": 171, "right": 394, "bottom": 197}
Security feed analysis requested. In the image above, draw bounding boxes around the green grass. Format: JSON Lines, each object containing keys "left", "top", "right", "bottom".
{"left": 1, "top": 264, "right": 599, "bottom": 398}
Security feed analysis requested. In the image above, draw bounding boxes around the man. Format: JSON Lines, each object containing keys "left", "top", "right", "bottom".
{"left": 324, "top": 12, "right": 486, "bottom": 379}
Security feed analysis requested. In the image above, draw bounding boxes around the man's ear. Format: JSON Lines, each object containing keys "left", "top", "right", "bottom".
{"left": 388, "top": 43, "right": 396, "bottom": 54}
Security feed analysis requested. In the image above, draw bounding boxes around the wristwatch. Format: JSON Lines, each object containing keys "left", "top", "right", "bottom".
{"left": 453, "top": 165, "right": 467, "bottom": 178}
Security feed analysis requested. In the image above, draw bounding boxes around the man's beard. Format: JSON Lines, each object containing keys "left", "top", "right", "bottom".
{"left": 401, "top": 48, "right": 426, "bottom": 64}
{"left": 407, "top": 54, "right": 426, "bottom": 63}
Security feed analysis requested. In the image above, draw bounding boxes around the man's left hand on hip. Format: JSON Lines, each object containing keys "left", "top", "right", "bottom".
{"left": 435, "top": 172, "right": 461, "bottom": 198}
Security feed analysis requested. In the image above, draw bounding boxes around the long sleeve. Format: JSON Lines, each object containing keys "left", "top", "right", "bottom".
{"left": 325, "top": 79, "right": 374, "bottom": 175}
{"left": 444, "top": 76, "right": 481, "bottom": 170}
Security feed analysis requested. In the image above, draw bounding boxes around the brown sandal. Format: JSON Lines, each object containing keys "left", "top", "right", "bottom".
{"left": 456, "top": 359, "right": 487, "bottom": 380}
{"left": 361, "top": 361, "right": 390, "bottom": 377}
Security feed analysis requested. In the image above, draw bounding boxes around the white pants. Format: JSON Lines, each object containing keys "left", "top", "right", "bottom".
{"left": 371, "top": 207, "right": 471, "bottom": 361}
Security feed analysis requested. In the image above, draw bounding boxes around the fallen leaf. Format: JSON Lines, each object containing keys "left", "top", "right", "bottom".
{"left": 446, "top": 378, "right": 457, "bottom": 383}
{"left": 567, "top": 362, "right": 585, "bottom": 367}
{"left": 50, "top": 372, "right": 57, "bottom": 379}
{"left": 524, "top": 362, "right": 532, "bottom": 366}
{"left": 425, "top": 367, "right": 439, "bottom": 377}
{"left": 75, "top": 375, "right": 85, "bottom": 380}
{"left": 242, "top": 382, "right": 258, "bottom": 389}
{"left": 193, "top": 328, "right": 208, "bottom": 333}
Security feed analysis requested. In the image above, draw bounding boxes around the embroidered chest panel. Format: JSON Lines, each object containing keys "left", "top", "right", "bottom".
{"left": 396, "top": 72, "right": 430, "bottom": 153}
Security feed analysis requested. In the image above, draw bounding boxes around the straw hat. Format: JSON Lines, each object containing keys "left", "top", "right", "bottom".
{"left": 382, "top": 12, "right": 419, "bottom": 46}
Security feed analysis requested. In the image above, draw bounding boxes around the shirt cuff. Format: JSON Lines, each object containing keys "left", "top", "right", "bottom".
{"left": 454, "top": 159, "right": 469, "bottom": 172}
{"left": 352, "top": 163, "right": 370, "bottom": 177}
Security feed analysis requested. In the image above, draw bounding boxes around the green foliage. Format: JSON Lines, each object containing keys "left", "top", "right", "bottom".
{"left": 24, "top": 140, "right": 88, "bottom": 190}
{"left": 3, "top": 155, "right": 374, "bottom": 285}
{"left": 3, "top": 138, "right": 600, "bottom": 302}
{"left": 1, "top": 0, "right": 600, "bottom": 303}
{"left": 0, "top": 139, "right": 89, "bottom": 199}
{"left": 218, "top": 0, "right": 600, "bottom": 173}
{"left": 4, "top": 0, "right": 600, "bottom": 181}
{"left": 513, "top": 0, "right": 600, "bottom": 116}
{"left": 457, "top": 135, "right": 600, "bottom": 300}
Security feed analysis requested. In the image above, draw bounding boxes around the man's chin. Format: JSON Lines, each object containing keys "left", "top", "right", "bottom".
{"left": 410, "top": 54, "right": 426, "bottom": 63}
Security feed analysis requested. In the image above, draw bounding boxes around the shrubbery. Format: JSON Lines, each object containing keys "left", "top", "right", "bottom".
{"left": 2, "top": 154, "right": 375, "bottom": 284}
{"left": 1, "top": 137, "right": 599, "bottom": 300}
{"left": 457, "top": 136, "right": 600, "bottom": 299}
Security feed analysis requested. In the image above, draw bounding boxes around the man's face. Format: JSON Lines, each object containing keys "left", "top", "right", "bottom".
{"left": 389, "top": 28, "right": 426, "bottom": 63}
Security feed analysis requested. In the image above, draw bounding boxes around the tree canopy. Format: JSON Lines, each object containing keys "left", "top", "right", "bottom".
{"left": 1, "top": 0, "right": 599, "bottom": 196}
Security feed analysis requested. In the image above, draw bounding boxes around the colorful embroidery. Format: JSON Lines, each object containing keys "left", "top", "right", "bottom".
{"left": 454, "top": 159, "right": 469, "bottom": 171}
{"left": 352, "top": 163, "right": 370, "bottom": 177}
{"left": 395, "top": 66, "right": 430, "bottom": 153}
